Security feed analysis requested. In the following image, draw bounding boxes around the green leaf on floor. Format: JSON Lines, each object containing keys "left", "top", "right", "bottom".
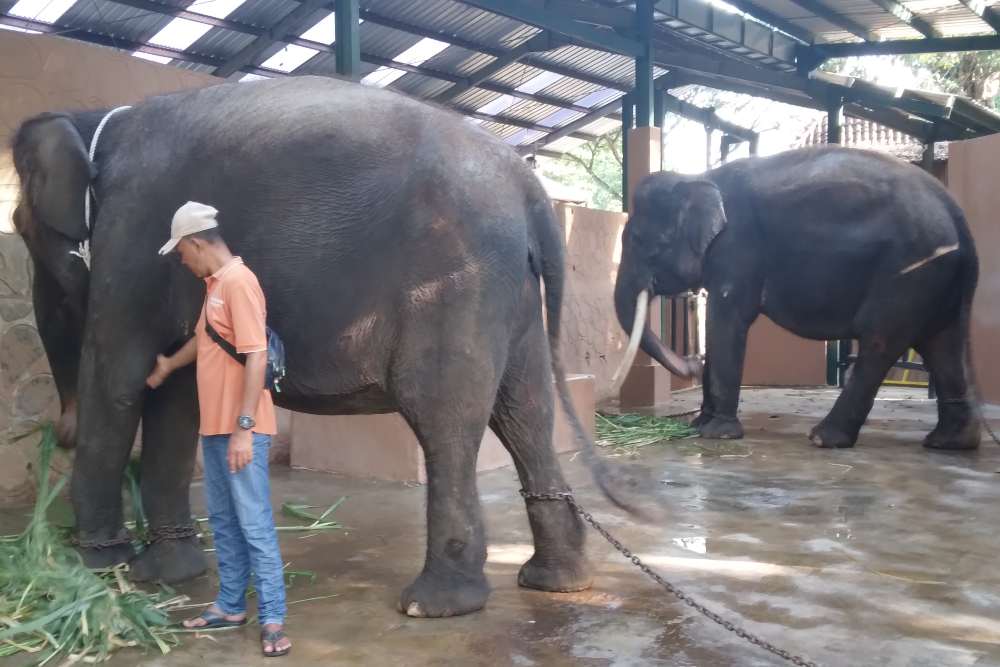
{"left": 595, "top": 412, "right": 698, "bottom": 454}
{"left": 0, "top": 425, "right": 186, "bottom": 663}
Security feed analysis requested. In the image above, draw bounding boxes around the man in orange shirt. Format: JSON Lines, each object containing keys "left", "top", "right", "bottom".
{"left": 146, "top": 201, "right": 290, "bottom": 657}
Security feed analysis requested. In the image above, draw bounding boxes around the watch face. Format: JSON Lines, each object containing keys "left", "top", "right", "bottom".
{"left": 238, "top": 416, "right": 255, "bottom": 430}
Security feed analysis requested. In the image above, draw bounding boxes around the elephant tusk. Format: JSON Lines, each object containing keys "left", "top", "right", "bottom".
{"left": 611, "top": 289, "right": 649, "bottom": 391}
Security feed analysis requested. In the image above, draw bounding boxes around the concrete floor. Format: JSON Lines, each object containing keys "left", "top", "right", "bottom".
{"left": 12, "top": 387, "right": 1000, "bottom": 666}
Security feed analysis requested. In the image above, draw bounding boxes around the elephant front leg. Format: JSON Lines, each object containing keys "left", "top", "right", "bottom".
{"left": 691, "top": 353, "right": 714, "bottom": 428}
{"left": 697, "top": 293, "right": 753, "bottom": 440}
{"left": 129, "top": 364, "right": 207, "bottom": 583}
{"left": 70, "top": 355, "right": 143, "bottom": 568}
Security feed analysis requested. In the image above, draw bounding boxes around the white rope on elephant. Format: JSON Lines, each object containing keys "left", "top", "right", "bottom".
{"left": 69, "top": 105, "right": 132, "bottom": 271}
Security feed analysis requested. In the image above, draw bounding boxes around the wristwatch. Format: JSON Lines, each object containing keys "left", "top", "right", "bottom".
{"left": 237, "top": 415, "right": 256, "bottom": 431}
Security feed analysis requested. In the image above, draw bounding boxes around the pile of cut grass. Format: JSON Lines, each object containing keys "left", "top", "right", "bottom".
{"left": 595, "top": 413, "right": 697, "bottom": 455}
{"left": 0, "top": 426, "right": 185, "bottom": 663}
{"left": 0, "top": 427, "right": 349, "bottom": 662}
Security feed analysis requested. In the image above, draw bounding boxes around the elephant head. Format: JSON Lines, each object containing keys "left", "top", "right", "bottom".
{"left": 10, "top": 113, "right": 94, "bottom": 448}
{"left": 612, "top": 173, "right": 726, "bottom": 380}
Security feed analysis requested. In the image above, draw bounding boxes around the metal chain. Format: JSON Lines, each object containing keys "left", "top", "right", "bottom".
{"left": 147, "top": 524, "right": 199, "bottom": 544}
{"left": 71, "top": 529, "right": 133, "bottom": 550}
{"left": 520, "top": 490, "right": 818, "bottom": 667}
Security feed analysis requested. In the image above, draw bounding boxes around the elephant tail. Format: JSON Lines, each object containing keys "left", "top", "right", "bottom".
{"left": 950, "top": 203, "right": 998, "bottom": 446}
{"left": 530, "top": 187, "right": 657, "bottom": 518}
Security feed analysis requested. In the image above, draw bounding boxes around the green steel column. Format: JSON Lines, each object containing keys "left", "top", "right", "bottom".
{"left": 653, "top": 89, "right": 665, "bottom": 128}
{"left": 634, "top": 0, "right": 654, "bottom": 127}
{"left": 335, "top": 0, "right": 361, "bottom": 78}
{"left": 826, "top": 95, "right": 846, "bottom": 384}
{"left": 827, "top": 96, "right": 844, "bottom": 145}
{"left": 622, "top": 93, "right": 633, "bottom": 213}
{"left": 654, "top": 89, "right": 666, "bottom": 171}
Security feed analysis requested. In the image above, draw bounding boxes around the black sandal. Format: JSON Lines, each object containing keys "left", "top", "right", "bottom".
{"left": 261, "top": 628, "right": 291, "bottom": 657}
{"left": 181, "top": 608, "right": 248, "bottom": 629}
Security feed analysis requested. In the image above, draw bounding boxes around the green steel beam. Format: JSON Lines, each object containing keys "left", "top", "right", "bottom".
{"left": 657, "top": 92, "right": 758, "bottom": 140}
{"left": 622, "top": 93, "right": 633, "bottom": 213}
{"left": 720, "top": 0, "right": 815, "bottom": 44}
{"left": 653, "top": 45, "right": 807, "bottom": 94}
{"left": 214, "top": 0, "right": 329, "bottom": 77}
{"left": 334, "top": 0, "right": 360, "bottom": 77}
{"left": 867, "top": 0, "right": 939, "bottom": 38}
{"left": 542, "top": 0, "right": 634, "bottom": 30}
{"left": 671, "top": 70, "right": 938, "bottom": 141}
{"left": 786, "top": 0, "right": 878, "bottom": 41}
{"left": 955, "top": 0, "right": 1000, "bottom": 34}
{"left": 454, "top": 0, "right": 643, "bottom": 57}
{"left": 800, "top": 34, "right": 1000, "bottom": 63}
{"left": 635, "top": 0, "right": 655, "bottom": 127}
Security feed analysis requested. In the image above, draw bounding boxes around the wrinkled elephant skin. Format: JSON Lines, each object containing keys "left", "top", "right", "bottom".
{"left": 614, "top": 147, "right": 981, "bottom": 451}
{"left": 9, "top": 77, "right": 640, "bottom": 612}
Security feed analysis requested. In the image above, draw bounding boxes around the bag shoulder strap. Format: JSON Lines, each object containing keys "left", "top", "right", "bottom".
{"left": 205, "top": 319, "right": 246, "bottom": 365}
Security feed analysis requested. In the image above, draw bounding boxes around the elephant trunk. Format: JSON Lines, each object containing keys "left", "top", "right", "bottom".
{"left": 613, "top": 273, "right": 698, "bottom": 380}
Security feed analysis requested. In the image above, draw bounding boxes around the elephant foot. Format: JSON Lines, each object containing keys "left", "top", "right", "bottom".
{"left": 76, "top": 542, "right": 134, "bottom": 569}
{"left": 129, "top": 537, "right": 207, "bottom": 584}
{"left": 809, "top": 421, "right": 857, "bottom": 449}
{"left": 518, "top": 553, "right": 593, "bottom": 593}
{"left": 690, "top": 411, "right": 714, "bottom": 429}
{"left": 398, "top": 570, "right": 490, "bottom": 618}
{"left": 924, "top": 401, "right": 981, "bottom": 451}
{"left": 924, "top": 425, "right": 981, "bottom": 451}
{"left": 697, "top": 416, "right": 743, "bottom": 440}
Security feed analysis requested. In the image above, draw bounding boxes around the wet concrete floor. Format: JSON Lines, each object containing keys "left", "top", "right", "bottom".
{"left": 12, "top": 388, "right": 1000, "bottom": 666}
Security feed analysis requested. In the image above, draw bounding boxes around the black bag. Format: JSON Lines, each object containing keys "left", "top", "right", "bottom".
{"left": 205, "top": 320, "right": 286, "bottom": 393}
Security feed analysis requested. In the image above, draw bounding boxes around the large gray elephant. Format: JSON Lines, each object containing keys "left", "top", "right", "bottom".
{"left": 10, "top": 75, "right": 638, "bottom": 617}
{"left": 614, "top": 146, "right": 981, "bottom": 450}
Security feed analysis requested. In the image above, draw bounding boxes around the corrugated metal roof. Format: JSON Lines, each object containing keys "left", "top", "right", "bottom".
{"left": 3, "top": 0, "right": 1000, "bottom": 156}
{"left": 364, "top": 0, "right": 540, "bottom": 50}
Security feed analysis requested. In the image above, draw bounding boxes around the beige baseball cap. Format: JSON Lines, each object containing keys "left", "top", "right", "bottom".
{"left": 158, "top": 201, "right": 219, "bottom": 255}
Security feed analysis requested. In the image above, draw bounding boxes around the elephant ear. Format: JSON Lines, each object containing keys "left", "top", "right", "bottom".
{"left": 13, "top": 115, "right": 93, "bottom": 242}
{"left": 674, "top": 180, "right": 727, "bottom": 258}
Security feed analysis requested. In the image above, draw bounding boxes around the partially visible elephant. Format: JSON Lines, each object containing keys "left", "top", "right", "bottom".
{"left": 11, "top": 76, "right": 640, "bottom": 617}
{"left": 614, "top": 146, "right": 981, "bottom": 450}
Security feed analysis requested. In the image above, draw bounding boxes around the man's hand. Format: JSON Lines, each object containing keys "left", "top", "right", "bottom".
{"left": 228, "top": 429, "right": 254, "bottom": 473}
{"left": 146, "top": 355, "right": 174, "bottom": 389}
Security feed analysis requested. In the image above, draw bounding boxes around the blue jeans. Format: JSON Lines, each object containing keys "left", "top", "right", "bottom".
{"left": 201, "top": 433, "right": 286, "bottom": 626}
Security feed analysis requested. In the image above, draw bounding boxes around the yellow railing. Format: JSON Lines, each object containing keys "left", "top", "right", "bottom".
{"left": 883, "top": 349, "right": 929, "bottom": 388}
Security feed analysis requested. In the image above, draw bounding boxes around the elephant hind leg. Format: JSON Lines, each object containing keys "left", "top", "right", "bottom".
{"left": 490, "top": 318, "right": 592, "bottom": 593}
{"left": 916, "top": 320, "right": 981, "bottom": 451}
{"left": 811, "top": 333, "right": 911, "bottom": 449}
{"left": 391, "top": 333, "right": 504, "bottom": 618}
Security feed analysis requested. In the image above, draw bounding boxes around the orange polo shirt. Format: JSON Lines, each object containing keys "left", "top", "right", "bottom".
{"left": 196, "top": 257, "right": 277, "bottom": 436}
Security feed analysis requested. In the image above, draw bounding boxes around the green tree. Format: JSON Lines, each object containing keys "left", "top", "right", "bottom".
{"left": 901, "top": 52, "right": 1000, "bottom": 109}
{"left": 542, "top": 129, "right": 625, "bottom": 211}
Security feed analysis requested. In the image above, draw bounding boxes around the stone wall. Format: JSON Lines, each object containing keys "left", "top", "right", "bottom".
{"left": 0, "top": 32, "right": 220, "bottom": 505}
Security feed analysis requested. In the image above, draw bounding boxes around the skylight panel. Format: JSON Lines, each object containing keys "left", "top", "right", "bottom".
{"left": 9, "top": 0, "right": 76, "bottom": 24}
